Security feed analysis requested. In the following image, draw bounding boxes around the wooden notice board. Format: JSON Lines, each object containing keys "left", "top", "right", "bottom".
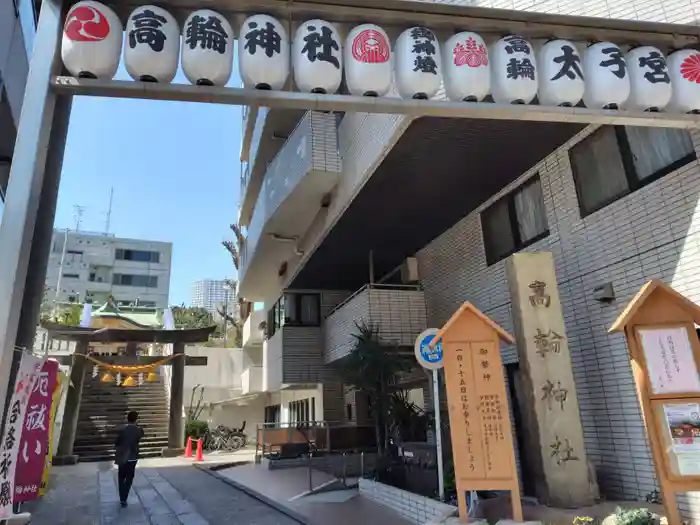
{"left": 431, "top": 302, "right": 522, "bottom": 523}
{"left": 610, "top": 280, "right": 700, "bottom": 525}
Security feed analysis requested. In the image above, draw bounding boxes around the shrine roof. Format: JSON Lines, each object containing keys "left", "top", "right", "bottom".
{"left": 92, "top": 309, "right": 162, "bottom": 329}
{"left": 40, "top": 321, "right": 216, "bottom": 343}
{"left": 609, "top": 279, "right": 700, "bottom": 333}
{"left": 432, "top": 301, "right": 515, "bottom": 346}
{"left": 92, "top": 297, "right": 162, "bottom": 328}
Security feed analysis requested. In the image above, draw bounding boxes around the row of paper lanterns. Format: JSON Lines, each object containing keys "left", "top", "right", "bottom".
{"left": 61, "top": 1, "right": 700, "bottom": 113}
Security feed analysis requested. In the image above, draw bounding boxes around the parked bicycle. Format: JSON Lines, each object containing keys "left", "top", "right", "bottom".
{"left": 205, "top": 423, "right": 248, "bottom": 452}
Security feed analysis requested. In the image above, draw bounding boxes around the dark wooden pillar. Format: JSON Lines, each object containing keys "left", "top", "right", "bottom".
{"left": 163, "top": 342, "right": 185, "bottom": 456}
{"left": 54, "top": 340, "right": 88, "bottom": 465}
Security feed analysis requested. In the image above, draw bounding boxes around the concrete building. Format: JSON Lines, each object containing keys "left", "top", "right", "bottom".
{"left": 45, "top": 229, "right": 172, "bottom": 309}
{"left": 190, "top": 279, "right": 235, "bottom": 314}
{"left": 233, "top": 1, "right": 700, "bottom": 521}
{"left": 0, "top": 0, "right": 38, "bottom": 222}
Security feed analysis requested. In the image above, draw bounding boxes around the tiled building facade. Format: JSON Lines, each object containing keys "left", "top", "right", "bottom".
{"left": 238, "top": 0, "right": 700, "bottom": 520}
{"left": 417, "top": 125, "right": 700, "bottom": 516}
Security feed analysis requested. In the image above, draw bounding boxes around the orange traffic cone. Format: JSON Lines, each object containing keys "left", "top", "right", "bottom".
{"left": 184, "top": 437, "right": 193, "bottom": 458}
{"left": 195, "top": 439, "right": 204, "bottom": 462}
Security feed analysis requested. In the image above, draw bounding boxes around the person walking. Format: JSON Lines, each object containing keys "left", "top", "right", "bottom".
{"left": 114, "top": 410, "right": 144, "bottom": 507}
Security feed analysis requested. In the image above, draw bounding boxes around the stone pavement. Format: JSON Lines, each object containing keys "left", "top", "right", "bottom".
{"left": 216, "top": 463, "right": 414, "bottom": 525}
{"left": 27, "top": 457, "right": 302, "bottom": 525}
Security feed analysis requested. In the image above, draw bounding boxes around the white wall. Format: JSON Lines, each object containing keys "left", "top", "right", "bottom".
{"left": 185, "top": 346, "right": 246, "bottom": 405}
{"left": 207, "top": 398, "right": 266, "bottom": 434}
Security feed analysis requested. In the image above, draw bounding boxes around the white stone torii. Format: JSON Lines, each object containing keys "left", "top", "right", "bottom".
{"left": 0, "top": 0, "right": 699, "bottom": 421}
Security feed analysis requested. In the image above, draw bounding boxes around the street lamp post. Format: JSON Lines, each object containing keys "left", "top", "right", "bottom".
{"left": 222, "top": 280, "right": 231, "bottom": 347}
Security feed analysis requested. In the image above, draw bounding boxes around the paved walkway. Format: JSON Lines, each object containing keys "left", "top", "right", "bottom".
{"left": 27, "top": 457, "right": 301, "bottom": 525}
{"left": 217, "top": 463, "right": 413, "bottom": 525}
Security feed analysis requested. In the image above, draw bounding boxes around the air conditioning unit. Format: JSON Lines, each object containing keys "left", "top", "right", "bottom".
{"left": 400, "top": 257, "right": 420, "bottom": 284}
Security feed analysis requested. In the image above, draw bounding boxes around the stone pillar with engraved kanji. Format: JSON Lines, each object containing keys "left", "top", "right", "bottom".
{"left": 506, "top": 252, "right": 598, "bottom": 507}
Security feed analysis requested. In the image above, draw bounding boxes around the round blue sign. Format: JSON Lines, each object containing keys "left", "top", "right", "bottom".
{"left": 414, "top": 329, "right": 444, "bottom": 370}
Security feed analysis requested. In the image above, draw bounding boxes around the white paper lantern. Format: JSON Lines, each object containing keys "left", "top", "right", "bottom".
{"left": 345, "top": 24, "right": 392, "bottom": 97}
{"left": 124, "top": 5, "right": 179, "bottom": 83}
{"left": 443, "top": 32, "right": 490, "bottom": 102}
{"left": 292, "top": 20, "right": 341, "bottom": 94}
{"left": 582, "top": 42, "right": 630, "bottom": 109}
{"left": 181, "top": 9, "right": 234, "bottom": 86}
{"left": 537, "top": 39, "right": 584, "bottom": 107}
{"left": 490, "top": 35, "right": 538, "bottom": 104}
{"left": 667, "top": 49, "right": 700, "bottom": 114}
{"left": 239, "top": 14, "right": 290, "bottom": 90}
{"left": 61, "top": 1, "right": 122, "bottom": 80}
{"left": 625, "top": 46, "right": 672, "bottom": 111}
{"left": 395, "top": 27, "right": 442, "bottom": 100}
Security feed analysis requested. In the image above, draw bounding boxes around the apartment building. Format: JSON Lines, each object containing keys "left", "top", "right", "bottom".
{"left": 235, "top": 0, "right": 700, "bottom": 520}
{"left": 190, "top": 279, "right": 236, "bottom": 314}
{"left": 45, "top": 229, "right": 172, "bottom": 309}
{"left": 0, "top": 0, "right": 38, "bottom": 223}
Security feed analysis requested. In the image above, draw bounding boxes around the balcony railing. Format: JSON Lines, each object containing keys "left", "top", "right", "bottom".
{"left": 239, "top": 107, "right": 270, "bottom": 216}
{"left": 239, "top": 112, "right": 342, "bottom": 298}
{"left": 324, "top": 284, "right": 428, "bottom": 363}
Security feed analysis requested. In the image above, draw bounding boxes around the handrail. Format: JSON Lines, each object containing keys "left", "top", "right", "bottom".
{"left": 258, "top": 420, "right": 373, "bottom": 429}
{"left": 325, "top": 283, "right": 423, "bottom": 319}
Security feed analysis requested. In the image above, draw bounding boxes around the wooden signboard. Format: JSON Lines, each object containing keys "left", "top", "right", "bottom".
{"left": 431, "top": 302, "right": 522, "bottom": 522}
{"left": 610, "top": 280, "right": 700, "bottom": 525}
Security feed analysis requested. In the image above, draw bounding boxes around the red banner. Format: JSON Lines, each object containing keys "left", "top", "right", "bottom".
{"left": 13, "top": 359, "right": 58, "bottom": 503}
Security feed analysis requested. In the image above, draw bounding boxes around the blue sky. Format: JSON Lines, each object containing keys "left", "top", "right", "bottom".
{"left": 54, "top": 48, "right": 243, "bottom": 305}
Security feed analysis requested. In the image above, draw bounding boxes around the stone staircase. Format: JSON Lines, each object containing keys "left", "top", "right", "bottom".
{"left": 74, "top": 371, "right": 170, "bottom": 462}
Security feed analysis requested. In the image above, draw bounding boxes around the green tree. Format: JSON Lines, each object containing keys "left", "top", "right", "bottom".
{"left": 214, "top": 306, "right": 243, "bottom": 347}
{"left": 334, "top": 321, "right": 407, "bottom": 455}
{"left": 171, "top": 305, "right": 215, "bottom": 329}
{"left": 58, "top": 304, "right": 82, "bottom": 326}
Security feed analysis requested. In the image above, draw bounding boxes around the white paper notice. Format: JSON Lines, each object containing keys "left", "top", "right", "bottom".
{"left": 677, "top": 453, "right": 700, "bottom": 476}
{"left": 638, "top": 327, "right": 700, "bottom": 395}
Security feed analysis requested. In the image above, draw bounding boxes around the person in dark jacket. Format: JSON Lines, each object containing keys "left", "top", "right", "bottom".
{"left": 114, "top": 411, "right": 144, "bottom": 507}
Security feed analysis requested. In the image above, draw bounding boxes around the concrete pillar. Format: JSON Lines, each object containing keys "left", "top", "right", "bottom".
{"left": 322, "top": 381, "right": 345, "bottom": 423}
{"left": 14, "top": 95, "right": 73, "bottom": 353}
{"left": 0, "top": 0, "right": 65, "bottom": 418}
{"left": 5, "top": 96, "right": 74, "bottom": 426}
{"left": 163, "top": 342, "right": 185, "bottom": 456}
{"left": 506, "top": 252, "right": 597, "bottom": 506}
{"left": 54, "top": 340, "right": 88, "bottom": 465}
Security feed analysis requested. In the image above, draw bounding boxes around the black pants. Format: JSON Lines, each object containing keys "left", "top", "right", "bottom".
{"left": 118, "top": 461, "right": 137, "bottom": 503}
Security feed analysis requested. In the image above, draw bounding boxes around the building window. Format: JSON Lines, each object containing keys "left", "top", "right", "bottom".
{"left": 570, "top": 126, "right": 696, "bottom": 217}
{"left": 115, "top": 248, "right": 160, "bottom": 263}
{"left": 289, "top": 399, "right": 311, "bottom": 425}
{"left": 112, "top": 273, "right": 158, "bottom": 288}
{"left": 267, "top": 293, "right": 321, "bottom": 336}
{"left": 63, "top": 273, "right": 80, "bottom": 279}
{"left": 264, "top": 404, "right": 281, "bottom": 424}
{"left": 481, "top": 176, "right": 549, "bottom": 265}
{"left": 283, "top": 293, "right": 320, "bottom": 327}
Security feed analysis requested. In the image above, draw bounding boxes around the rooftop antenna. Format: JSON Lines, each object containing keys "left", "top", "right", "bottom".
{"left": 73, "top": 205, "right": 86, "bottom": 231}
{"left": 104, "top": 187, "right": 114, "bottom": 235}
